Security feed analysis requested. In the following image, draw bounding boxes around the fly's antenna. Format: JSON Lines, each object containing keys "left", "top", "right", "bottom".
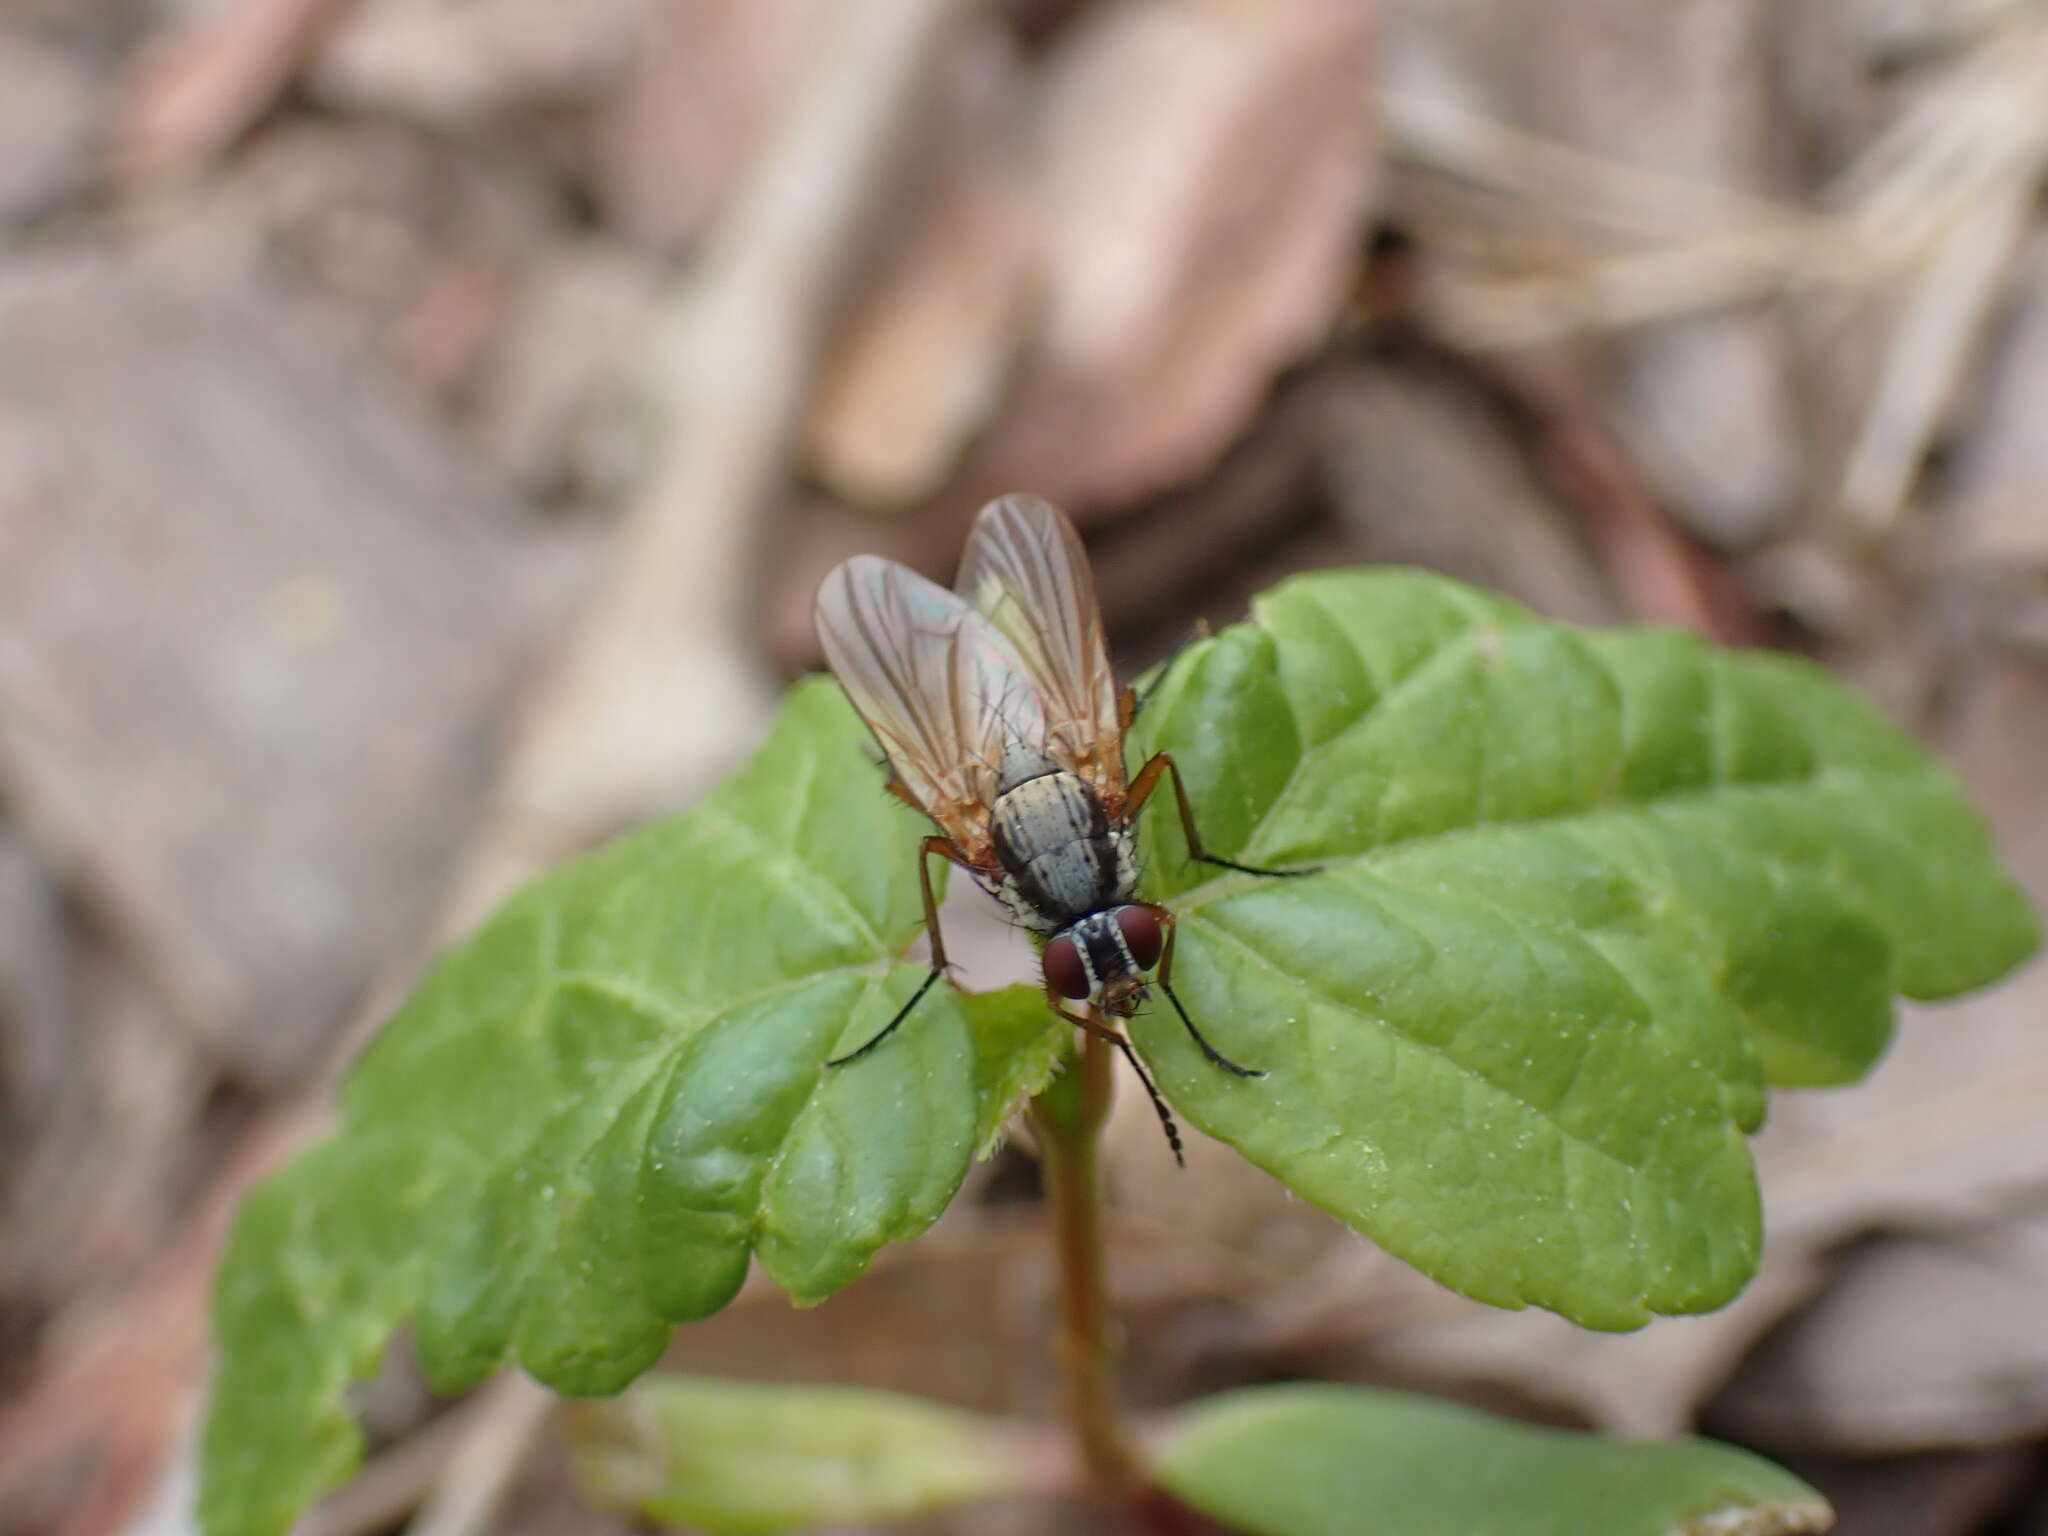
{"left": 1108, "top": 1034, "right": 1184, "bottom": 1168}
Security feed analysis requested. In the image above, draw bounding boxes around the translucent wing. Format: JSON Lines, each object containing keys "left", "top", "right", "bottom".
{"left": 815, "top": 553, "right": 1044, "bottom": 863}
{"left": 954, "top": 495, "right": 1126, "bottom": 802}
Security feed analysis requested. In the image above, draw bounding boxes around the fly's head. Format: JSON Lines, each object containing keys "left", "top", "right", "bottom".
{"left": 1096, "top": 969, "right": 1149, "bottom": 1020}
{"left": 1043, "top": 905, "right": 1166, "bottom": 1019}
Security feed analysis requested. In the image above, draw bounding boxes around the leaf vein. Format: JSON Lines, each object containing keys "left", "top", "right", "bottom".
{"left": 1186, "top": 911, "right": 1681, "bottom": 1193}
{"left": 692, "top": 805, "right": 890, "bottom": 957}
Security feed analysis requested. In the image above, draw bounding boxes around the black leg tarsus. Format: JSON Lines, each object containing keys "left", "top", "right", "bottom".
{"left": 1193, "top": 852, "right": 1313, "bottom": 879}
{"left": 1108, "top": 1033, "right": 1185, "bottom": 1168}
{"left": 1160, "top": 977, "right": 1264, "bottom": 1078}
{"left": 828, "top": 965, "right": 942, "bottom": 1067}
{"left": 1052, "top": 1001, "right": 1186, "bottom": 1167}
{"left": 830, "top": 835, "right": 973, "bottom": 1067}
{"left": 1148, "top": 904, "right": 1265, "bottom": 1079}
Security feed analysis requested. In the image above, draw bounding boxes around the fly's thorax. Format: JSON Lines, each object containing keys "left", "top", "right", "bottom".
{"left": 989, "top": 768, "right": 1131, "bottom": 926}
{"left": 996, "top": 736, "right": 1060, "bottom": 795}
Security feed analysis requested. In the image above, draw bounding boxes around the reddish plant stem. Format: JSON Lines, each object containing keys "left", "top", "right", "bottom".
{"left": 1030, "top": 1030, "right": 1146, "bottom": 1503}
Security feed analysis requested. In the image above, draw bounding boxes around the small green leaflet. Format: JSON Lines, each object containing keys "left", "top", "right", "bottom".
{"left": 1128, "top": 573, "right": 2033, "bottom": 1328}
{"left": 567, "top": 1376, "right": 1047, "bottom": 1534}
{"left": 569, "top": 1374, "right": 1832, "bottom": 1536}
{"left": 1155, "top": 1384, "right": 1832, "bottom": 1536}
{"left": 200, "top": 682, "right": 1064, "bottom": 1536}
{"left": 200, "top": 569, "right": 2036, "bottom": 1535}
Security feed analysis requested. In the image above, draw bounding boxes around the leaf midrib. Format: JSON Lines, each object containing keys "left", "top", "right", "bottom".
{"left": 692, "top": 803, "right": 892, "bottom": 958}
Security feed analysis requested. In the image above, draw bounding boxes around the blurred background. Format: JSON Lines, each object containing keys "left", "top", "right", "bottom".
{"left": 1, "top": 0, "right": 2046, "bottom": 1532}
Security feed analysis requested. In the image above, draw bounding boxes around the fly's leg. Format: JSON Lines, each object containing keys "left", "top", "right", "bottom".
{"left": 1125, "top": 751, "right": 1314, "bottom": 880}
{"left": 1051, "top": 999, "right": 1185, "bottom": 1168}
{"left": 1124, "top": 753, "right": 1289, "bottom": 1077}
{"left": 1150, "top": 907, "right": 1264, "bottom": 1079}
{"left": 828, "top": 836, "right": 970, "bottom": 1067}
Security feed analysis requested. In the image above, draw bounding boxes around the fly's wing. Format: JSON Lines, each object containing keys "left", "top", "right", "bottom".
{"left": 954, "top": 495, "right": 1126, "bottom": 803}
{"left": 814, "top": 553, "right": 1044, "bottom": 864}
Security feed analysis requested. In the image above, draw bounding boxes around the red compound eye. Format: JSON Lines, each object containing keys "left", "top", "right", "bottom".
{"left": 1044, "top": 934, "right": 1090, "bottom": 1000}
{"left": 1115, "top": 906, "right": 1163, "bottom": 971}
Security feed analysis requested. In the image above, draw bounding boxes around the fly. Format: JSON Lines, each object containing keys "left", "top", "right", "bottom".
{"left": 814, "top": 495, "right": 1308, "bottom": 1164}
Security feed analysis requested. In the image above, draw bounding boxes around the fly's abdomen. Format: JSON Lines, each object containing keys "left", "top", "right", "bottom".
{"left": 990, "top": 771, "right": 1127, "bottom": 923}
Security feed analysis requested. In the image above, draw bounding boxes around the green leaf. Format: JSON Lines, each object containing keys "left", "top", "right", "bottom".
{"left": 200, "top": 680, "right": 1063, "bottom": 1536}
{"left": 965, "top": 984, "right": 1073, "bottom": 1156}
{"left": 1130, "top": 571, "right": 2036, "bottom": 1329}
{"left": 567, "top": 1375, "right": 1043, "bottom": 1534}
{"left": 203, "top": 565, "right": 2037, "bottom": 1534}
{"left": 1153, "top": 1384, "right": 1831, "bottom": 1536}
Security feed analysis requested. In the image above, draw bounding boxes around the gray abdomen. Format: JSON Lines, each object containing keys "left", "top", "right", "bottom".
{"left": 989, "top": 770, "right": 1130, "bottom": 928}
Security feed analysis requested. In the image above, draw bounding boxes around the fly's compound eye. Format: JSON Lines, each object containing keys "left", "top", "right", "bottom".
{"left": 1044, "top": 934, "right": 1090, "bottom": 1000}
{"left": 1115, "top": 906, "right": 1164, "bottom": 971}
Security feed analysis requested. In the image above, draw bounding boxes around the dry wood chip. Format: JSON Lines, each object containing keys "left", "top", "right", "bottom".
{"left": 0, "top": 252, "right": 567, "bottom": 1087}
{"left": 1942, "top": 237, "right": 2048, "bottom": 571}
{"left": 966, "top": 0, "right": 1381, "bottom": 513}
{"left": 1713, "top": 1216, "right": 2048, "bottom": 1452}
{"left": 113, "top": 0, "right": 359, "bottom": 180}
{"left": 0, "top": 934, "right": 210, "bottom": 1321}
{"left": 310, "top": 0, "right": 644, "bottom": 125}
{"left": 0, "top": 824, "right": 69, "bottom": 1133}
{"left": 1765, "top": 0, "right": 1882, "bottom": 190}
{"left": 1312, "top": 363, "right": 1621, "bottom": 625}
{"left": 806, "top": 22, "right": 1032, "bottom": 508}
{"left": 582, "top": 0, "right": 835, "bottom": 254}
{"left": 0, "top": 26, "right": 98, "bottom": 226}
{"left": 1609, "top": 314, "right": 1801, "bottom": 550}
{"left": 1388, "top": 0, "right": 1808, "bottom": 544}
{"left": 145, "top": 116, "right": 566, "bottom": 418}
{"left": 467, "top": 239, "right": 667, "bottom": 499}
{"left": 1777, "top": 1445, "right": 2036, "bottom": 1536}
{"left": 1843, "top": 0, "right": 2035, "bottom": 64}
{"left": 1529, "top": 0, "right": 1801, "bottom": 546}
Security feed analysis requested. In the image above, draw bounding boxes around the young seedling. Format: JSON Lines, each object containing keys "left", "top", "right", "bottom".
{"left": 200, "top": 501, "right": 2038, "bottom": 1536}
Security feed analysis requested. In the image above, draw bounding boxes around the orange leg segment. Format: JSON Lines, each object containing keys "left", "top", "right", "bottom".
{"left": 1124, "top": 751, "right": 1308, "bottom": 879}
